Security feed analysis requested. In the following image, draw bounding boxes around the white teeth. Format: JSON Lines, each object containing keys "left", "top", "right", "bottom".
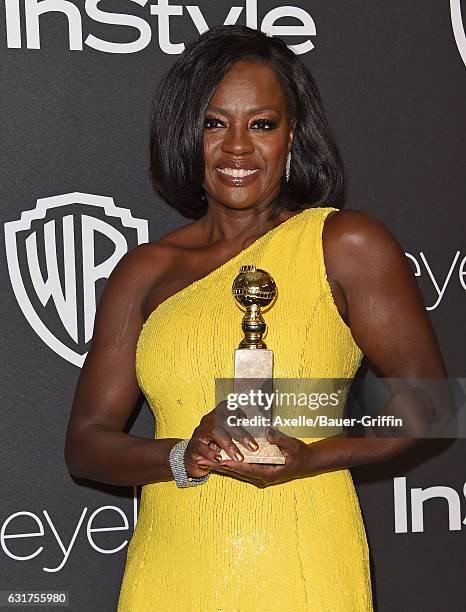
{"left": 218, "top": 168, "right": 259, "bottom": 177}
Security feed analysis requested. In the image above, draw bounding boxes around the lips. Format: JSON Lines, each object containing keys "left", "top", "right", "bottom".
{"left": 217, "top": 159, "right": 259, "bottom": 170}
{"left": 215, "top": 166, "right": 261, "bottom": 186}
{"left": 217, "top": 168, "right": 260, "bottom": 177}
{"left": 215, "top": 159, "right": 261, "bottom": 186}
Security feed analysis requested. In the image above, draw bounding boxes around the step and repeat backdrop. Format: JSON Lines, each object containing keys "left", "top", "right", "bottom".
{"left": 1, "top": 2, "right": 465, "bottom": 611}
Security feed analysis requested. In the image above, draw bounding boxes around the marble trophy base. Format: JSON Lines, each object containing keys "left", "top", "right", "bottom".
{"left": 219, "top": 348, "right": 285, "bottom": 464}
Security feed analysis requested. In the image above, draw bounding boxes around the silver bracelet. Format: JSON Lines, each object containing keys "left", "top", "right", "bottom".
{"left": 168, "top": 439, "right": 210, "bottom": 488}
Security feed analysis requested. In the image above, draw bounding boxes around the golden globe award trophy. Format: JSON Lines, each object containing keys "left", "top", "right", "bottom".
{"left": 219, "top": 265, "right": 285, "bottom": 464}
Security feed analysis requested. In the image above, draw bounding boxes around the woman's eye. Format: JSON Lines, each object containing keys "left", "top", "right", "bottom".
{"left": 251, "top": 119, "right": 277, "bottom": 130}
{"left": 204, "top": 117, "right": 224, "bottom": 129}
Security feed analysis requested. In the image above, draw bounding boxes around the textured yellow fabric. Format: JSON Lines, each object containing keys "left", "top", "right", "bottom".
{"left": 117, "top": 206, "right": 373, "bottom": 612}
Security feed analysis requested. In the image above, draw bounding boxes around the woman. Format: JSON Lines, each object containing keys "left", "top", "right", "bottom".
{"left": 65, "top": 25, "right": 448, "bottom": 611}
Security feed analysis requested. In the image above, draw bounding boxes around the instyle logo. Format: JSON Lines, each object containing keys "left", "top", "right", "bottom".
{"left": 393, "top": 476, "right": 466, "bottom": 533}
{"left": 0, "top": 488, "right": 139, "bottom": 573}
{"left": 3, "top": 192, "right": 148, "bottom": 367}
{"left": 3, "top": 0, "right": 317, "bottom": 55}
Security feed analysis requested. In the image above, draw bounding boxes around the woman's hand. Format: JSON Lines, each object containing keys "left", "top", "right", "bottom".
{"left": 183, "top": 400, "right": 261, "bottom": 479}
{"left": 196, "top": 427, "right": 317, "bottom": 488}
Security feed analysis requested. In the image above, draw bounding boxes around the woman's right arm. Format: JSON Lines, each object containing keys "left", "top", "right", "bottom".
{"left": 64, "top": 244, "right": 181, "bottom": 486}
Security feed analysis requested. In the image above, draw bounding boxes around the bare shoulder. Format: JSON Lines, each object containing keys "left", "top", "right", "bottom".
{"left": 324, "top": 208, "right": 401, "bottom": 251}
{"left": 106, "top": 241, "right": 166, "bottom": 292}
{"left": 322, "top": 208, "right": 409, "bottom": 282}
{"left": 155, "top": 218, "right": 203, "bottom": 249}
{"left": 102, "top": 219, "right": 205, "bottom": 322}
{"left": 111, "top": 220, "right": 200, "bottom": 288}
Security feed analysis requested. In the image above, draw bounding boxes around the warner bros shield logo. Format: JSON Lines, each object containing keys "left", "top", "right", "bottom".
{"left": 451, "top": 0, "right": 466, "bottom": 67}
{"left": 4, "top": 192, "right": 149, "bottom": 367}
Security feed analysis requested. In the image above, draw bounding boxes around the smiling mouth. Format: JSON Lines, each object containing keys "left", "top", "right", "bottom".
{"left": 217, "top": 168, "right": 260, "bottom": 177}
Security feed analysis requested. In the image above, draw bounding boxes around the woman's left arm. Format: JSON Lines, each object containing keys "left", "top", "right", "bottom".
{"left": 306, "top": 208, "right": 452, "bottom": 474}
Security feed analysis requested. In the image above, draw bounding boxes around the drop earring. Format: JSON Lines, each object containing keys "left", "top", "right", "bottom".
{"left": 285, "top": 151, "right": 291, "bottom": 182}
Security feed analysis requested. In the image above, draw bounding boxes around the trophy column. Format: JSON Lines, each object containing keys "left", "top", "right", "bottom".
{"left": 219, "top": 265, "right": 285, "bottom": 464}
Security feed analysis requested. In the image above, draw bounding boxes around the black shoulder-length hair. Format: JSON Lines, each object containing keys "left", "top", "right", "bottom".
{"left": 148, "top": 24, "right": 344, "bottom": 220}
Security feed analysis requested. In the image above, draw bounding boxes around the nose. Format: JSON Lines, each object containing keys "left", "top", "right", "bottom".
{"left": 221, "top": 123, "right": 254, "bottom": 156}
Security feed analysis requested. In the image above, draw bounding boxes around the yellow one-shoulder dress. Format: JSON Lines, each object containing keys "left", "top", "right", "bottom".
{"left": 117, "top": 206, "right": 373, "bottom": 612}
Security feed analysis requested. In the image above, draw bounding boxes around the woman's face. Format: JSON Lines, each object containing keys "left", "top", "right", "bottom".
{"left": 202, "top": 60, "right": 294, "bottom": 212}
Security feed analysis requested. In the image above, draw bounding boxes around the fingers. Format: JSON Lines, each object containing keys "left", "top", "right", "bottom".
{"left": 193, "top": 425, "right": 241, "bottom": 461}
{"left": 225, "top": 425, "right": 260, "bottom": 454}
{"left": 195, "top": 420, "right": 249, "bottom": 461}
{"left": 185, "top": 440, "right": 223, "bottom": 478}
{"left": 265, "top": 427, "right": 292, "bottom": 447}
{"left": 213, "top": 435, "right": 246, "bottom": 462}
{"left": 194, "top": 428, "right": 244, "bottom": 462}
{"left": 208, "top": 426, "right": 257, "bottom": 462}
{"left": 193, "top": 401, "right": 262, "bottom": 462}
{"left": 217, "top": 407, "right": 260, "bottom": 456}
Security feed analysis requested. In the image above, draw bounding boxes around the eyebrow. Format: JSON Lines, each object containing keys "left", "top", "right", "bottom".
{"left": 206, "top": 106, "right": 279, "bottom": 115}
